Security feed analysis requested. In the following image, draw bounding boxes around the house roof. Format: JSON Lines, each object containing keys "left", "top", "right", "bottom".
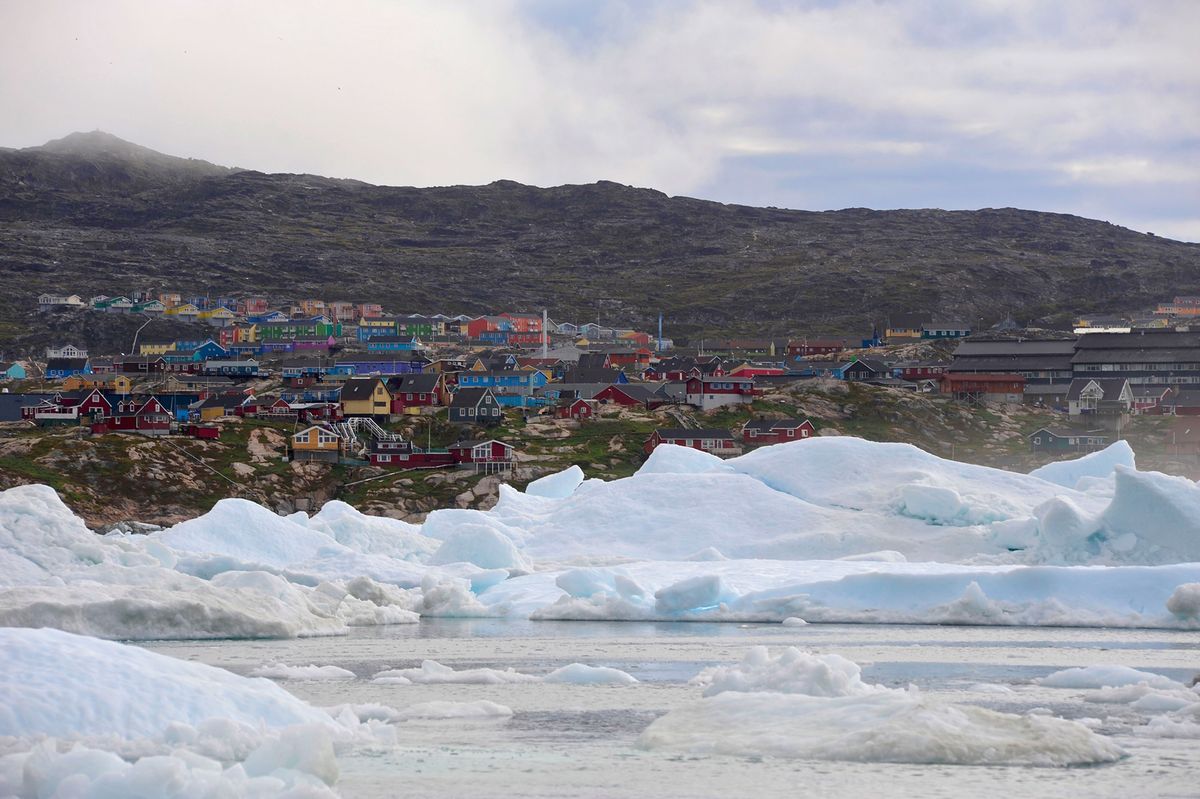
{"left": 450, "top": 438, "right": 512, "bottom": 449}
{"left": 386, "top": 373, "right": 441, "bottom": 393}
{"left": 654, "top": 428, "right": 734, "bottom": 440}
{"left": 450, "top": 387, "right": 495, "bottom": 408}
{"left": 598, "top": 384, "right": 657, "bottom": 402}
{"left": 563, "top": 367, "right": 621, "bottom": 383}
{"left": 1066, "top": 378, "right": 1130, "bottom": 401}
{"left": 1028, "top": 427, "right": 1109, "bottom": 441}
{"left": 742, "top": 418, "right": 810, "bottom": 433}
{"left": 1168, "top": 389, "right": 1200, "bottom": 408}
{"left": 340, "top": 377, "right": 386, "bottom": 401}
{"left": 841, "top": 358, "right": 888, "bottom": 372}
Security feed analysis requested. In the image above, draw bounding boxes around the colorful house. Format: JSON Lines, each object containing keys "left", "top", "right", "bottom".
{"left": 0, "top": 362, "right": 27, "bottom": 381}
{"left": 386, "top": 373, "right": 447, "bottom": 413}
{"left": 741, "top": 418, "right": 815, "bottom": 446}
{"left": 289, "top": 424, "right": 344, "bottom": 463}
{"left": 683, "top": 375, "right": 758, "bottom": 411}
{"left": 339, "top": 377, "right": 392, "bottom": 419}
{"left": 45, "top": 358, "right": 92, "bottom": 379}
{"left": 61, "top": 373, "right": 132, "bottom": 395}
{"left": 139, "top": 342, "right": 177, "bottom": 356}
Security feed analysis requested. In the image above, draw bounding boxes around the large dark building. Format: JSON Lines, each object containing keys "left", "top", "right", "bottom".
{"left": 949, "top": 338, "right": 1075, "bottom": 403}
{"left": 1071, "top": 330, "right": 1200, "bottom": 387}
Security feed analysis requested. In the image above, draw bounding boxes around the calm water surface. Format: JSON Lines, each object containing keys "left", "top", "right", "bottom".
{"left": 144, "top": 621, "right": 1200, "bottom": 798}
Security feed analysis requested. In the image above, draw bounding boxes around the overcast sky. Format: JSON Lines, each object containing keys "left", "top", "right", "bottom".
{"left": 2, "top": 0, "right": 1197, "bottom": 240}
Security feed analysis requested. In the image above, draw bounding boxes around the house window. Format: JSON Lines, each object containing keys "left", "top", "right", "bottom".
{"left": 317, "top": 432, "right": 338, "bottom": 445}
{"left": 1033, "top": 436, "right": 1042, "bottom": 444}
{"left": 787, "top": 429, "right": 794, "bottom": 437}
{"left": 468, "top": 408, "right": 475, "bottom": 416}
{"left": 492, "top": 407, "right": 500, "bottom": 415}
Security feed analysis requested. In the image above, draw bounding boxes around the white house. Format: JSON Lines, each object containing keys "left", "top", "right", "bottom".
{"left": 46, "top": 344, "right": 88, "bottom": 359}
{"left": 37, "top": 293, "right": 84, "bottom": 310}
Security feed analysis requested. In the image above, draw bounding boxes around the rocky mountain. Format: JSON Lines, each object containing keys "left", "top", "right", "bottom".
{"left": 1, "top": 131, "right": 1197, "bottom": 343}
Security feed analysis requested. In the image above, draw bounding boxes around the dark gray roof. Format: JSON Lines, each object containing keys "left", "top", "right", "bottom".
{"left": 742, "top": 418, "right": 809, "bottom": 433}
{"left": 339, "top": 377, "right": 385, "bottom": 401}
{"left": 1066, "top": 378, "right": 1130, "bottom": 401}
{"left": 0, "top": 393, "right": 55, "bottom": 421}
{"left": 450, "top": 387, "right": 495, "bottom": 408}
{"left": 563, "top": 367, "right": 621, "bottom": 383}
{"left": 1169, "top": 390, "right": 1200, "bottom": 408}
{"left": 954, "top": 339, "right": 1077, "bottom": 356}
{"left": 601, "top": 384, "right": 657, "bottom": 402}
{"left": 387, "top": 373, "right": 440, "bottom": 392}
{"left": 46, "top": 358, "right": 88, "bottom": 371}
{"left": 654, "top": 428, "right": 734, "bottom": 440}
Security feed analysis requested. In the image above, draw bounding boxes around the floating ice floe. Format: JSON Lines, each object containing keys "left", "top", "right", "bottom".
{"left": 639, "top": 646, "right": 1126, "bottom": 766}
{"left": 250, "top": 663, "right": 357, "bottom": 681}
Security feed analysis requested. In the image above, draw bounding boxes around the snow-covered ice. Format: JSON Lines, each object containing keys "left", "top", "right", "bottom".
{"left": 1, "top": 437, "right": 1199, "bottom": 642}
{"left": 640, "top": 646, "right": 1126, "bottom": 766}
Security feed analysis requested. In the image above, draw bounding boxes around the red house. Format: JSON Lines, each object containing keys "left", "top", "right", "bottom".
{"left": 556, "top": 398, "right": 596, "bottom": 420}
{"left": 643, "top": 428, "right": 742, "bottom": 457}
{"left": 508, "top": 331, "right": 547, "bottom": 347}
{"left": 939, "top": 374, "right": 1025, "bottom": 403}
{"left": 368, "top": 437, "right": 456, "bottom": 468}
{"left": 607, "top": 348, "right": 653, "bottom": 369}
{"left": 729, "top": 364, "right": 787, "bottom": 378}
{"left": 387, "top": 373, "right": 447, "bottom": 413}
{"left": 93, "top": 396, "right": 172, "bottom": 435}
{"left": 449, "top": 439, "right": 514, "bottom": 464}
{"left": 684, "top": 375, "right": 758, "bottom": 411}
{"left": 741, "top": 418, "right": 815, "bottom": 446}
{"left": 593, "top": 384, "right": 661, "bottom": 408}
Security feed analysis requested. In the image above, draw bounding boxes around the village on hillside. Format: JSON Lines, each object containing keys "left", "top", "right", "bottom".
{"left": 5, "top": 290, "right": 1200, "bottom": 518}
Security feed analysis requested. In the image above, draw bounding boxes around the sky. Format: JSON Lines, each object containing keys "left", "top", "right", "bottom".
{"left": 1, "top": 0, "right": 1197, "bottom": 241}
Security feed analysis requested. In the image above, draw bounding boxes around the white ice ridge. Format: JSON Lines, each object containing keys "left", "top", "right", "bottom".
{"left": 3, "top": 437, "right": 1200, "bottom": 639}
{"left": 0, "top": 627, "right": 355, "bottom": 798}
{"left": 640, "top": 646, "right": 1126, "bottom": 766}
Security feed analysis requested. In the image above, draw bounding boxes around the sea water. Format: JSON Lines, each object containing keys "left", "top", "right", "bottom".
{"left": 144, "top": 621, "right": 1200, "bottom": 798}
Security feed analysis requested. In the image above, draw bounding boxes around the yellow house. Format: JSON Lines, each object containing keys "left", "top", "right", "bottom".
{"left": 885, "top": 314, "right": 925, "bottom": 340}
{"left": 139, "top": 341, "right": 176, "bottom": 356}
{"left": 233, "top": 323, "right": 258, "bottom": 343}
{"left": 199, "top": 307, "right": 238, "bottom": 326}
{"left": 290, "top": 424, "right": 343, "bottom": 462}
{"left": 62, "top": 373, "right": 133, "bottom": 394}
{"left": 166, "top": 303, "right": 201, "bottom": 319}
{"left": 339, "top": 377, "right": 392, "bottom": 418}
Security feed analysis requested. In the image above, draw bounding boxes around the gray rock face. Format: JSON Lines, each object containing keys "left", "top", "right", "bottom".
{"left": 2, "top": 133, "right": 1197, "bottom": 343}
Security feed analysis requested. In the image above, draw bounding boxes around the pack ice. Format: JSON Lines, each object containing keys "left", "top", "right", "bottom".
{"left": 639, "top": 646, "right": 1125, "bottom": 766}
{"left": 0, "top": 437, "right": 1198, "bottom": 637}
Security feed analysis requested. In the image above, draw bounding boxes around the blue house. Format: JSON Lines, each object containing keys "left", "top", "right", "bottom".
{"left": 192, "top": 340, "right": 229, "bottom": 361}
{"left": 247, "top": 311, "right": 290, "bottom": 325}
{"left": 336, "top": 356, "right": 427, "bottom": 376}
{"left": 457, "top": 370, "right": 549, "bottom": 405}
{"left": 45, "top": 358, "right": 92, "bottom": 379}
{"left": 0, "top": 362, "right": 27, "bottom": 381}
{"left": 366, "top": 336, "right": 421, "bottom": 352}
